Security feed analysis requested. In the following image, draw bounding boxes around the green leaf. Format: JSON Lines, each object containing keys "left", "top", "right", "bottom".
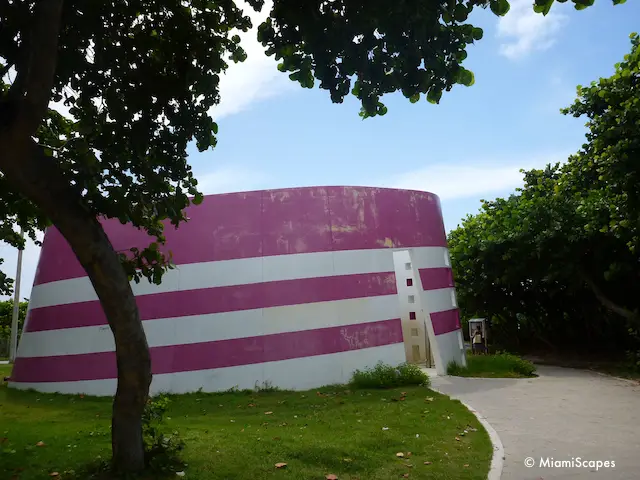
{"left": 454, "top": 4, "right": 469, "bottom": 22}
{"left": 212, "top": 122, "right": 219, "bottom": 135}
{"left": 409, "top": 93, "right": 420, "bottom": 103}
{"left": 490, "top": 0, "right": 511, "bottom": 16}
{"left": 192, "top": 192, "right": 204, "bottom": 205}
{"left": 457, "top": 68, "right": 475, "bottom": 87}
{"left": 471, "top": 27, "right": 484, "bottom": 41}
{"left": 427, "top": 88, "right": 443, "bottom": 104}
{"left": 533, "top": 0, "right": 554, "bottom": 15}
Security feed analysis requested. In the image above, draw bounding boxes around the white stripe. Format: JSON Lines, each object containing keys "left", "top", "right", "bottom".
{"left": 18, "top": 294, "right": 398, "bottom": 357}
{"left": 18, "top": 288, "right": 456, "bottom": 359}
{"left": 10, "top": 343, "right": 405, "bottom": 396}
{"left": 431, "top": 329, "right": 465, "bottom": 375}
{"left": 422, "top": 288, "right": 457, "bottom": 316}
{"left": 28, "top": 246, "right": 451, "bottom": 309}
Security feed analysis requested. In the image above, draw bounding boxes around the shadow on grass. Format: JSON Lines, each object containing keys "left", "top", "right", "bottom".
{"left": 1, "top": 368, "right": 491, "bottom": 480}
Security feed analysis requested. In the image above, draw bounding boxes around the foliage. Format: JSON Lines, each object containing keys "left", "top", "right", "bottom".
{"left": 449, "top": 33, "right": 640, "bottom": 357}
{"left": 447, "top": 353, "right": 537, "bottom": 378}
{"left": 0, "top": 299, "right": 28, "bottom": 339}
{"left": 141, "top": 396, "right": 185, "bottom": 474}
{"left": 0, "top": 0, "right": 270, "bottom": 289}
{"left": 350, "top": 362, "right": 430, "bottom": 389}
{"left": 533, "top": 0, "right": 627, "bottom": 16}
{"left": 0, "top": 0, "right": 625, "bottom": 472}
{"left": 0, "top": 372, "right": 490, "bottom": 480}
{"left": 82, "top": 396, "right": 186, "bottom": 477}
{"left": 258, "top": 0, "right": 623, "bottom": 119}
{"left": 0, "top": 0, "right": 625, "bottom": 292}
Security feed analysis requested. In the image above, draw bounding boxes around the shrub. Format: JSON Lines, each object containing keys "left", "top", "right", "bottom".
{"left": 350, "top": 362, "right": 430, "bottom": 389}
{"left": 83, "top": 396, "right": 186, "bottom": 479}
{"left": 447, "top": 352, "right": 536, "bottom": 378}
{"left": 625, "top": 349, "right": 640, "bottom": 373}
{"left": 142, "top": 395, "right": 185, "bottom": 474}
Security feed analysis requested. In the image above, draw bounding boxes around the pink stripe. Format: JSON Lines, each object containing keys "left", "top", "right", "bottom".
{"left": 25, "top": 272, "right": 398, "bottom": 333}
{"left": 33, "top": 186, "right": 446, "bottom": 285}
{"left": 431, "top": 309, "right": 461, "bottom": 335}
{"left": 11, "top": 319, "right": 403, "bottom": 383}
{"left": 418, "top": 267, "right": 454, "bottom": 290}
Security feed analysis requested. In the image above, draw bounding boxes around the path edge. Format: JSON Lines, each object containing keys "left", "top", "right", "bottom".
{"left": 431, "top": 383, "right": 504, "bottom": 480}
{"left": 459, "top": 399, "right": 504, "bottom": 480}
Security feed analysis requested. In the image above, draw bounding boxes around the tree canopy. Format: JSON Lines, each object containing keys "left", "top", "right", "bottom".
{"left": 449, "top": 33, "right": 640, "bottom": 357}
{"left": 0, "top": 1, "right": 626, "bottom": 290}
{"left": 0, "top": 0, "right": 626, "bottom": 473}
{"left": 0, "top": 299, "right": 27, "bottom": 341}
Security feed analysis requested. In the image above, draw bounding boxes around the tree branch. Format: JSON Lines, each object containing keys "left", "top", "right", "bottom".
{"left": 11, "top": 0, "right": 64, "bottom": 138}
{"left": 581, "top": 270, "right": 638, "bottom": 323}
{"left": 0, "top": 61, "right": 14, "bottom": 79}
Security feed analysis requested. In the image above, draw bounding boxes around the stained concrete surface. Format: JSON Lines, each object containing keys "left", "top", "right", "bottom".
{"left": 431, "top": 365, "right": 640, "bottom": 479}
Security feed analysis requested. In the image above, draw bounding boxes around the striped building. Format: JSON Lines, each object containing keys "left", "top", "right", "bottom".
{"left": 9, "top": 186, "right": 466, "bottom": 396}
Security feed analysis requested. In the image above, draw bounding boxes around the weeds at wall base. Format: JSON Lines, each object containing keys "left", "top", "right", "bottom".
{"left": 350, "top": 362, "right": 430, "bottom": 389}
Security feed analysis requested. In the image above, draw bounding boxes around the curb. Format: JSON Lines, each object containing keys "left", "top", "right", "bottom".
{"left": 431, "top": 384, "right": 504, "bottom": 480}
{"left": 458, "top": 399, "right": 504, "bottom": 480}
{"left": 588, "top": 369, "right": 640, "bottom": 386}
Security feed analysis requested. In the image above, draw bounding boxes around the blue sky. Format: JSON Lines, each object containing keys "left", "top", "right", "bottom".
{"left": 1, "top": 0, "right": 639, "bottom": 300}
{"left": 189, "top": 0, "right": 639, "bottom": 232}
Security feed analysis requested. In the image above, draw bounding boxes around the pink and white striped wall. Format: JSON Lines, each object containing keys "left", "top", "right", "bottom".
{"left": 10, "top": 186, "right": 465, "bottom": 396}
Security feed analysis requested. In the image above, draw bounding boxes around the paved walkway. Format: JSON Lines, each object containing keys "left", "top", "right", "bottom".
{"left": 431, "top": 366, "right": 640, "bottom": 479}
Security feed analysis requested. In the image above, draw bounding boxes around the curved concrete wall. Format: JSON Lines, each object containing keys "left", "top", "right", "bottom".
{"left": 10, "top": 186, "right": 464, "bottom": 395}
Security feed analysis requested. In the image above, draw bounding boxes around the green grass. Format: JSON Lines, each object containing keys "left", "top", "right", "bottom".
{"left": 448, "top": 353, "right": 537, "bottom": 378}
{"left": 0, "top": 363, "right": 492, "bottom": 479}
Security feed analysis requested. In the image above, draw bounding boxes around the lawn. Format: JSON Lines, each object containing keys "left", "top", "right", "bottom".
{"left": 448, "top": 353, "right": 537, "bottom": 378}
{"left": 0, "top": 364, "right": 491, "bottom": 479}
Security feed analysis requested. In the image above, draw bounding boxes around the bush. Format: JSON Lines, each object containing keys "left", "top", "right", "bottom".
{"left": 350, "top": 362, "right": 430, "bottom": 389}
{"left": 142, "top": 395, "right": 185, "bottom": 474}
{"left": 447, "top": 352, "right": 536, "bottom": 378}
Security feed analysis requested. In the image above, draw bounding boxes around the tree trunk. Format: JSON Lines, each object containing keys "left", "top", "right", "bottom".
{"left": 0, "top": 137, "right": 152, "bottom": 472}
{"left": 1, "top": 0, "right": 151, "bottom": 471}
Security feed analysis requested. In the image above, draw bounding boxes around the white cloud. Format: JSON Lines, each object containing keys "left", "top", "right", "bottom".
{"left": 497, "top": 0, "right": 568, "bottom": 60}
{"left": 383, "top": 151, "right": 571, "bottom": 200}
{"left": 210, "top": 0, "right": 294, "bottom": 119}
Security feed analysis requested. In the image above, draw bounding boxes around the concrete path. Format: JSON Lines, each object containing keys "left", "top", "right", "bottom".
{"left": 431, "top": 365, "right": 640, "bottom": 479}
